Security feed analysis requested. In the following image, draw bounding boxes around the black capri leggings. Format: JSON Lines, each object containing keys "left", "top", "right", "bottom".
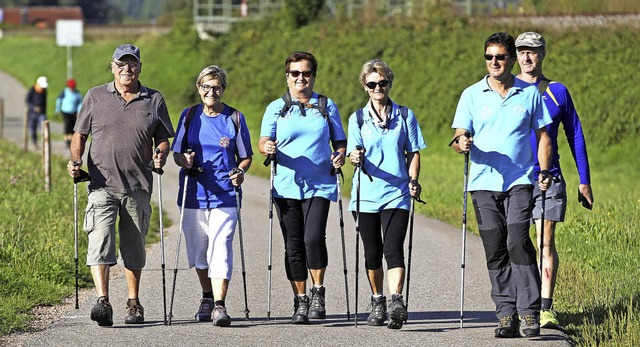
{"left": 353, "top": 209, "right": 409, "bottom": 270}
{"left": 274, "top": 197, "right": 330, "bottom": 281}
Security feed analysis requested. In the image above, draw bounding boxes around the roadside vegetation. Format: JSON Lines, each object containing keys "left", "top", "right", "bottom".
{"left": 0, "top": 4, "right": 638, "bottom": 345}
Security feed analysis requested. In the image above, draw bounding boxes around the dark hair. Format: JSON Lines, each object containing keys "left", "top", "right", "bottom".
{"left": 285, "top": 51, "right": 317, "bottom": 76}
{"left": 484, "top": 32, "right": 516, "bottom": 57}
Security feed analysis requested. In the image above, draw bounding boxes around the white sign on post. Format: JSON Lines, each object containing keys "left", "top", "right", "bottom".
{"left": 56, "top": 20, "right": 83, "bottom": 79}
{"left": 56, "top": 20, "right": 83, "bottom": 47}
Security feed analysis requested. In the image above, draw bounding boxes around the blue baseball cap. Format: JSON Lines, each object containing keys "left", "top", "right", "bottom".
{"left": 112, "top": 44, "right": 141, "bottom": 61}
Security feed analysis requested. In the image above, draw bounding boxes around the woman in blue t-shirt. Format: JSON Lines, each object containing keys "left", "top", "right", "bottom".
{"left": 171, "top": 65, "right": 253, "bottom": 327}
{"left": 259, "top": 51, "right": 347, "bottom": 324}
{"left": 347, "top": 59, "right": 427, "bottom": 330}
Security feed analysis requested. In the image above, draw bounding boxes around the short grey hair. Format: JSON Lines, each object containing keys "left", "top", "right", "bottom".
{"left": 196, "top": 65, "right": 227, "bottom": 90}
{"left": 359, "top": 59, "right": 394, "bottom": 89}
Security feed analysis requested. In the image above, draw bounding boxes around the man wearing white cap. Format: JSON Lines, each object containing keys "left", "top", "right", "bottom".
{"left": 25, "top": 76, "right": 48, "bottom": 149}
{"left": 515, "top": 31, "right": 594, "bottom": 330}
{"left": 67, "top": 44, "right": 175, "bottom": 327}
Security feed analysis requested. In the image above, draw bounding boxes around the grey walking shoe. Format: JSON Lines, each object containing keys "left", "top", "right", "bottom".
{"left": 195, "top": 298, "right": 214, "bottom": 322}
{"left": 124, "top": 299, "right": 144, "bottom": 324}
{"left": 366, "top": 295, "right": 387, "bottom": 326}
{"left": 291, "top": 295, "right": 310, "bottom": 324}
{"left": 213, "top": 305, "right": 232, "bottom": 327}
{"left": 387, "top": 294, "right": 408, "bottom": 330}
{"left": 308, "top": 286, "right": 326, "bottom": 319}
{"left": 90, "top": 296, "right": 113, "bottom": 327}
{"left": 495, "top": 314, "right": 521, "bottom": 338}
{"left": 520, "top": 312, "right": 541, "bottom": 337}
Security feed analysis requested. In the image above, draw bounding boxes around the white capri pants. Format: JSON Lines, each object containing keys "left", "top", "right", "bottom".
{"left": 182, "top": 207, "right": 237, "bottom": 280}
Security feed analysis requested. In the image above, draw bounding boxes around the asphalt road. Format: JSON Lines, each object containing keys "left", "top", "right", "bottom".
{"left": 0, "top": 70, "right": 571, "bottom": 347}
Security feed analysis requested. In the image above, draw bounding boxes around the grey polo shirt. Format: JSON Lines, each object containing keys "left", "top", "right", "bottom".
{"left": 75, "top": 81, "right": 175, "bottom": 194}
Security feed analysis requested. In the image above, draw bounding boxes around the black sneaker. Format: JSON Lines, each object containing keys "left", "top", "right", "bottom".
{"left": 213, "top": 305, "right": 232, "bottom": 327}
{"left": 308, "top": 286, "right": 326, "bottom": 319}
{"left": 495, "top": 314, "right": 521, "bottom": 338}
{"left": 90, "top": 296, "right": 113, "bottom": 327}
{"left": 291, "top": 295, "right": 310, "bottom": 324}
{"left": 367, "top": 295, "right": 387, "bottom": 326}
{"left": 124, "top": 299, "right": 145, "bottom": 324}
{"left": 387, "top": 294, "right": 408, "bottom": 330}
{"left": 195, "top": 298, "right": 214, "bottom": 322}
{"left": 520, "top": 312, "right": 541, "bottom": 337}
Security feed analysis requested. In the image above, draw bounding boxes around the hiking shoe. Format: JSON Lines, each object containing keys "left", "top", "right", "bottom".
{"left": 90, "top": 296, "right": 113, "bottom": 327}
{"left": 387, "top": 294, "right": 408, "bottom": 330}
{"left": 540, "top": 309, "right": 561, "bottom": 329}
{"left": 212, "top": 305, "right": 232, "bottom": 327}
{"left": 308, "top": 286, "right": 326, "bottom": 319}
{"left": 195, "top": 298, "right": 214, "bottom": 322}
{"left": 520, "top": 313, "right": 540, "bottom": 337}
{"left": 367, "top": 295, "right": 387, "bottom": 326}
{"left": 495, "top": 314, "right": 520, "bottom": 338}
{"left": 124, "top": 299, "right": 145, "bottom": 324}
{"left": 291, "top": 295, "right": 310, "bottom": 324}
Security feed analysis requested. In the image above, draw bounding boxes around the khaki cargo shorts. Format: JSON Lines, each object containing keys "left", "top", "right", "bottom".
{"left": 84, "top": 188, "right": 151, "bottom": 270}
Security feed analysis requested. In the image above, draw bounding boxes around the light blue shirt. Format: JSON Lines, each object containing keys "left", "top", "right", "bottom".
{"left": 452, "top": 75, "right": 552, "bottom": 192}
{"left": 260, "top": 92, "right": 346, "bottom": 201}
{"left": 55, "top": 87, "right": 83, "bottom": 114}
{"left": 347, "top": 101, "right": 427, "bottom": 212}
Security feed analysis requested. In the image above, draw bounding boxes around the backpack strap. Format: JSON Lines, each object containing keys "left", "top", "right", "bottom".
{"left": 356, "top": 108, "right": 365, "bottom": 129}
{"left": 181, "top": 104, "right": 200, "bottom": 151}
{"left": 537, "top": 76, "right": 551, "bottom": 95}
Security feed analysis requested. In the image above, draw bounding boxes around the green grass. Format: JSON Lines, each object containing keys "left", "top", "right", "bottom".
{"left": 1, "top": 9, "right": 639, "bottom": 345}
{"left": 0, "top": 139, "right": 162, "bottom": 335}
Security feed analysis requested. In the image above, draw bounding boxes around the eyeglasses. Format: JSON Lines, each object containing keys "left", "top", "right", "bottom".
{"left": 198, "top": 84, "right": 223, "bottom": 93}
{"left": 288, "top": 70, "right": 313, "bottom": 78}
{"left": 112, "top": 60, "right": 140, "bottom": 69}
{"left": 484, "top": 54, "right": 510, "bottom": 61}
{"left": 365, "top": 80, "right": 389, "bottom": 90}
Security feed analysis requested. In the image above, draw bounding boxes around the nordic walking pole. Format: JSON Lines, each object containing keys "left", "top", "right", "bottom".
{"left": 458, "top": 131, "right": 471, "bottom": 329}
{"left": 405, "top": 180, "right": 426, "bottom": 313}
{"left": 539, "top": 184, "right": 547, "bottom": 275}
{"left": 232, "top": 168, "right": 250, "bottom": 320}
{"left": 353, "top": 145, "right": 373, "bottom": 327}
{"left": 264, "top": 144, "right": 276, "bottom": 322}
{"left": 72, "top": 161, "right": 90, "bottom": 310}
{"left": 168, "top": 149, "right": 194, "bottom": 325}
{"left": 150, "top": 148, "right": 168, "bottom": 325}
{"left": 333, "top": 154, "right": 350, "bottom": 321}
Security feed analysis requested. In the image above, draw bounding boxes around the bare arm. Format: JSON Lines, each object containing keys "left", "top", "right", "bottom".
{"left": 66, "top": 132, "right": 88, "bottom": 178}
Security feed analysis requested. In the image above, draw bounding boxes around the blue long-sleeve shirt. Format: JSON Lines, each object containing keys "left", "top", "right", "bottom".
{"left": 526, "top": 77, "right": 591, "bottom": 184}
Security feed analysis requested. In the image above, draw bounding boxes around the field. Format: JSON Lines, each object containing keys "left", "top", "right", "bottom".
{"left": 0, "top": 8, "right": 639, "bottom": 346}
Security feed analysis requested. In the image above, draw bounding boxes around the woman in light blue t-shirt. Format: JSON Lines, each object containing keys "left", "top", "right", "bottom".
{"left": 347, "top": 59, "right": 427, "bottom": 330}
{"left": 259, "top": 51, "right": 347, "bottom": 325}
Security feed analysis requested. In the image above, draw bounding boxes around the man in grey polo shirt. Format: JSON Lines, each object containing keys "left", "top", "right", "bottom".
{"left": 67, "top": 44, "right": 174, "bottom": 327}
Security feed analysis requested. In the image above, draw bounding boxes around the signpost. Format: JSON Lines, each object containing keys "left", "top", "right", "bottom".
{"left": 56, "top": 19, "right": 83, "bottom": 79}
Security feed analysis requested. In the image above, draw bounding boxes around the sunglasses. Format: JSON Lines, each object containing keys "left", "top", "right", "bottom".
{"left": 484, "top": 54, "right": 510, "bottom": 61}
{"left": 365, "top": 80, "right": 389, "bottom": 90}
{"left": 288, "top": 70, "right": 313, "bottom": 78}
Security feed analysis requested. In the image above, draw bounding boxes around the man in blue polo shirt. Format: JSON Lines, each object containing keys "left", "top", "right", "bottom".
{"left": 515, "top": 31, "right": 594, "bottom": 329}
{"left": 451, "top": 32, "right": 552, "bottom": 338}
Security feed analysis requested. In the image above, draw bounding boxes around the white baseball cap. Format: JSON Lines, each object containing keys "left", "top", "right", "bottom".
{"left": 36, "top": 76, "right": 48, "bottom": 88}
